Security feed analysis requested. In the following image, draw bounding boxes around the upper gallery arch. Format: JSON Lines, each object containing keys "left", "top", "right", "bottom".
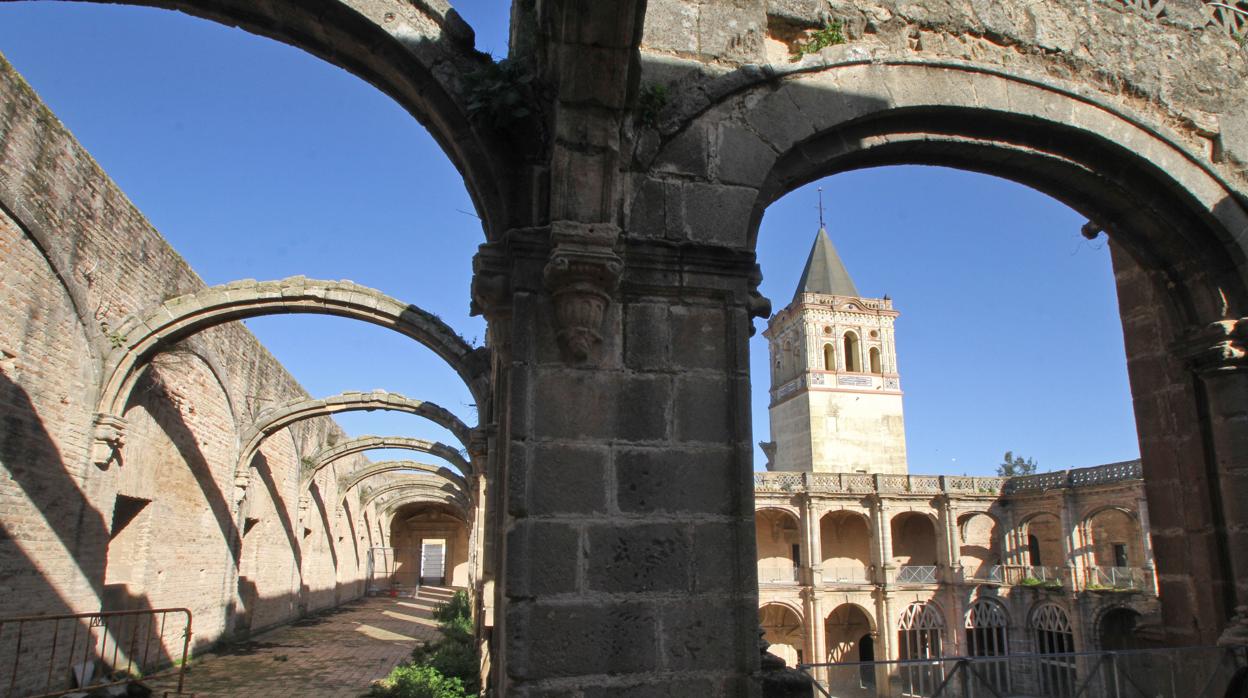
{"left": 24, "top": 0, "right": 515, "bottom": 236}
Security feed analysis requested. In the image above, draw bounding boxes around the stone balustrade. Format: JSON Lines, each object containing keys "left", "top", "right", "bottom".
{"left": 754, "top": 460, "right": 1143, "bottom": 497}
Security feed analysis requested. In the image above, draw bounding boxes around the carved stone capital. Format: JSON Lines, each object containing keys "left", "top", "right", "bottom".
{"left": 468, "top": 424, "right": 494, "bottom": 460}
{"left": 471, "top": 241, "right": 513, "bottom": 324}
{"left": 1181, "top": 318, "right": 1248, "bottom": 375}
{"left": 90, "top": 413, "right": 127, "bottom": 469}
{"left": 543, "top": 221, "right": 622, "bottom": 363}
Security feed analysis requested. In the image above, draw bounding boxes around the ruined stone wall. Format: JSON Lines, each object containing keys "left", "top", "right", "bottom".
{"left": 0, "top": 51, "right": 380, "bottom": 687}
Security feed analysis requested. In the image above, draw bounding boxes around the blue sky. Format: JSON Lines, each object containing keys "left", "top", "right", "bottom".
{"left": 0, "top": 2, "right": 1139, "bottom": 475}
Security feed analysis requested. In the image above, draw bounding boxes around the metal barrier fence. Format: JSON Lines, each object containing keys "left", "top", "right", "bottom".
{"left": 0, "top": 608, "right": 191, "bottom": 698}
{"left": 799, "top": 645, "right": 1247, "bottom": 698}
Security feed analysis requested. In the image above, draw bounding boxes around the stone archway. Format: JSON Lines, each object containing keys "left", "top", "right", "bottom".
{"left": 93, "top": 278, "right": 487, "bottom": 463}
{"left": 638, "top": 57, "right": 1248, "bottom": 645}
{"left": 338, "top": 461, "right": 468, "bottom": 498}
{"left": 304, "top": 435, "right": 473, "bottom": 484}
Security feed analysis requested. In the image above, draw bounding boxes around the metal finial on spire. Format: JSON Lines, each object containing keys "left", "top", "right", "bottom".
{"left": 817, "top": 187, "right": 825, "bottom": 229}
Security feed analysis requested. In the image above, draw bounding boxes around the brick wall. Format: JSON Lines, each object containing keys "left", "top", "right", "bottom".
{"left": 0, "top": 50, "right": 381, "bottom": 691}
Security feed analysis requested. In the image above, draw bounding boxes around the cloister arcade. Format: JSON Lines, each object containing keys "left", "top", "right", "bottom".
{"left": 754, "top": 462, "right": 1160, "bottom": 684}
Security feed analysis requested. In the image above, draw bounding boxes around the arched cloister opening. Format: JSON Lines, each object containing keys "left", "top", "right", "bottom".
{"left": 819, "top": 510, "right": 871, "bottom": 583}
{"left": 1031, "top": 603, "right": 1077, "bottom": 696}
{"left": 756, "top": 508, "right": 801, "bottom": 584}
{"left": 891, "top": 512, "right": 938, "bottom": 581}
{"left": 824, "top": 603, "right": 875, "bottom": 695}
{"left": 958, "top": 512, "right": 1001, "bottom": 582}
{"left": 1083, "top": 508, "right": 1144, "bottom": 587}
{"left": 1021, "top": 513, "right": 1064, "bottom": 575}
{"left": 385, "top": 501, "right": 469, "bottom": 590}
{"left": 1099, "top": 607, "right": 1143, "bottom": 651}
{"left": 824, "top": 603, "right": 874, "bottom": 664}
{"left": 760, "top": 603, "right": 806, "bottom": 667}
{"left": 898, "top": 602, "right": 946, "bottom": 695}
{"left": 337, "top": 461, "right": 468, "bottom": 499}
{"left": 965, "top": 598, "right": 1011, "bottom": 694}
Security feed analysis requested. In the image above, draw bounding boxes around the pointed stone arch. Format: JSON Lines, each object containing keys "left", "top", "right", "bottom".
{"left": 235, "top": 391, "right": 471, "bottom": 484}
{"left": 338, "top": 460, "right": 467, "bottom": 497}
{"left": 304, "top": 435, "right": 472, "bottom": 484}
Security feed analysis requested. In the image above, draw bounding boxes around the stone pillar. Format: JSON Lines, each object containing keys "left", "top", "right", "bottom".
{"left": 1059, "top": 492, "right": 1079, "bottom": 588}
{"left": 936, "top": 496, "right": 959, "bottom": 583}
{"left": 486, "top": 235, "right": 765, "bottom": 695}
{"left": 1111, "top": 243, "right": 1234, "bottom": 645}
{"left": 875, "top": 590, "right": 895, "bottom": 696}
{"left": 869, "top": 496, "right": 894, "bottom": 585}
{"left": 1136, "top": 493, "right": 1157, "bottom": 595}
{"left": 1192, "top": 361, "right": 1248, "bottom": 642}
{"left": 804, "top": 496, "right": 823, "bottom": 586}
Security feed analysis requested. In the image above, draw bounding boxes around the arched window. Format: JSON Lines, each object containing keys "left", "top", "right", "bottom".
{"left": 1032, "top": 604, "right": 1076, "bottom": 696}
{"left": 844, "top": 332, "right": 861, "bottom": 372}
{"left": 965, "top": 599, "right": 1011, "bottom": 694}
{"left": 823, "top": 343, "right": 835, "bottom": 370}
{"left": 869, "top": 347, "right": 882, "bottom": 374}
{"left": 898, "top": 602, "right": 944, "bottom": 695}
{"left": 1028, "top": 534, "right": 1042, "bottom": 567}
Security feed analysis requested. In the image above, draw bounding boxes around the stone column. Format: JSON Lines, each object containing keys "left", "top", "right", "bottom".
{"left": 486, "top": 234, "right": 766, "bottom": 695}
{"left": 1059, "top": 492, "right": 1079, "bottom": 588}
{"left": 1136, "top": 493, "right": 1157, "bottom": 595}
{"left": 875, "top": 590, "right": 895, "bottom": 696}
{"left": 936, "top": 496, "right": 959, "bottom": 583}
{"left": 869, "top": 496, "right": 894, "bottom": 585}
{"left": 805, "top": 496, "right": 823, "bottom": 586}
{"left": 1192, "top": 357, "right": 1248, "bottom": 643}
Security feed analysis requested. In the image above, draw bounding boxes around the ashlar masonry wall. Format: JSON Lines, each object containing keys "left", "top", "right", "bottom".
{"left": 0, "top": 50, "right": 382, "bottom": 690}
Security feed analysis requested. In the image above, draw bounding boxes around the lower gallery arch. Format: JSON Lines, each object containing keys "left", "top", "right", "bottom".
{"left": 897, "top": 601, "right": 946, "bottom": 694}
{"left": 1031, "top": 602, "right": 1077, "bottom": 696}
{"left": 822, "top": 603, "right": 876, "bottom": 694}
{"left": 760, "top": 602, "right": 806, "bottom": 667}
{"left": 965, "top": 597, "right": 1011, "bottom": 694}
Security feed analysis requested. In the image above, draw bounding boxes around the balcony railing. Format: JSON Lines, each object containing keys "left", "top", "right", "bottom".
{"left": 896, "top": 565, "right": 938, "bottom": 584}
{"left": 820, "top": 566, "right": 871, "bottom": 584}
{"left": 758, "top": 567, "right": 800, "bottom": 584}
{"left": 1086, "top": 565, "right": 1149, "bottom": 591}
{"left": 991, "top": 564, "right": 1067, "bottom": 587}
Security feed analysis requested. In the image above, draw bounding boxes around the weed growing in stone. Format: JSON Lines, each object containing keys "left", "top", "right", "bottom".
{"left": 637, "top": 83, "right": 669, "bottom": 129}
{"left": 790, "top": 19, "right": 847, "bottom": 61}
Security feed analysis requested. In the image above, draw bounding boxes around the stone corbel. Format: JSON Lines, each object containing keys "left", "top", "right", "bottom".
{"left": 233, "top": 469, "right": 251, "bottom": 504}
{"left": 543, "top": 221, "right": 622, "bottom": 363}
{"left": 90, "top": 413, "right": 127, "bottom": 469}
{"left": 471, "top": 241, "right": 513, "bottom": 326}
{"left": 1180, "top": 317, "right": 1248, "bottom": 375}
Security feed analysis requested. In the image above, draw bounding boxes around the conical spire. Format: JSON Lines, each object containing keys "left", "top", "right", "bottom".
{"left": 794, "top": 227, "right": 859, "bottom": 300}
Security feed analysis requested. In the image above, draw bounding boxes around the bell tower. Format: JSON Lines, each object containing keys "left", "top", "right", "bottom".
{"left": 763, "top": 227, "right": 908, "bottom": 474}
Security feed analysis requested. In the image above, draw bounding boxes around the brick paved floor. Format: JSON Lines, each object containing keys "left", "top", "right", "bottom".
{"left": 149, "top": 588, "right": 454, "bottom": 698}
